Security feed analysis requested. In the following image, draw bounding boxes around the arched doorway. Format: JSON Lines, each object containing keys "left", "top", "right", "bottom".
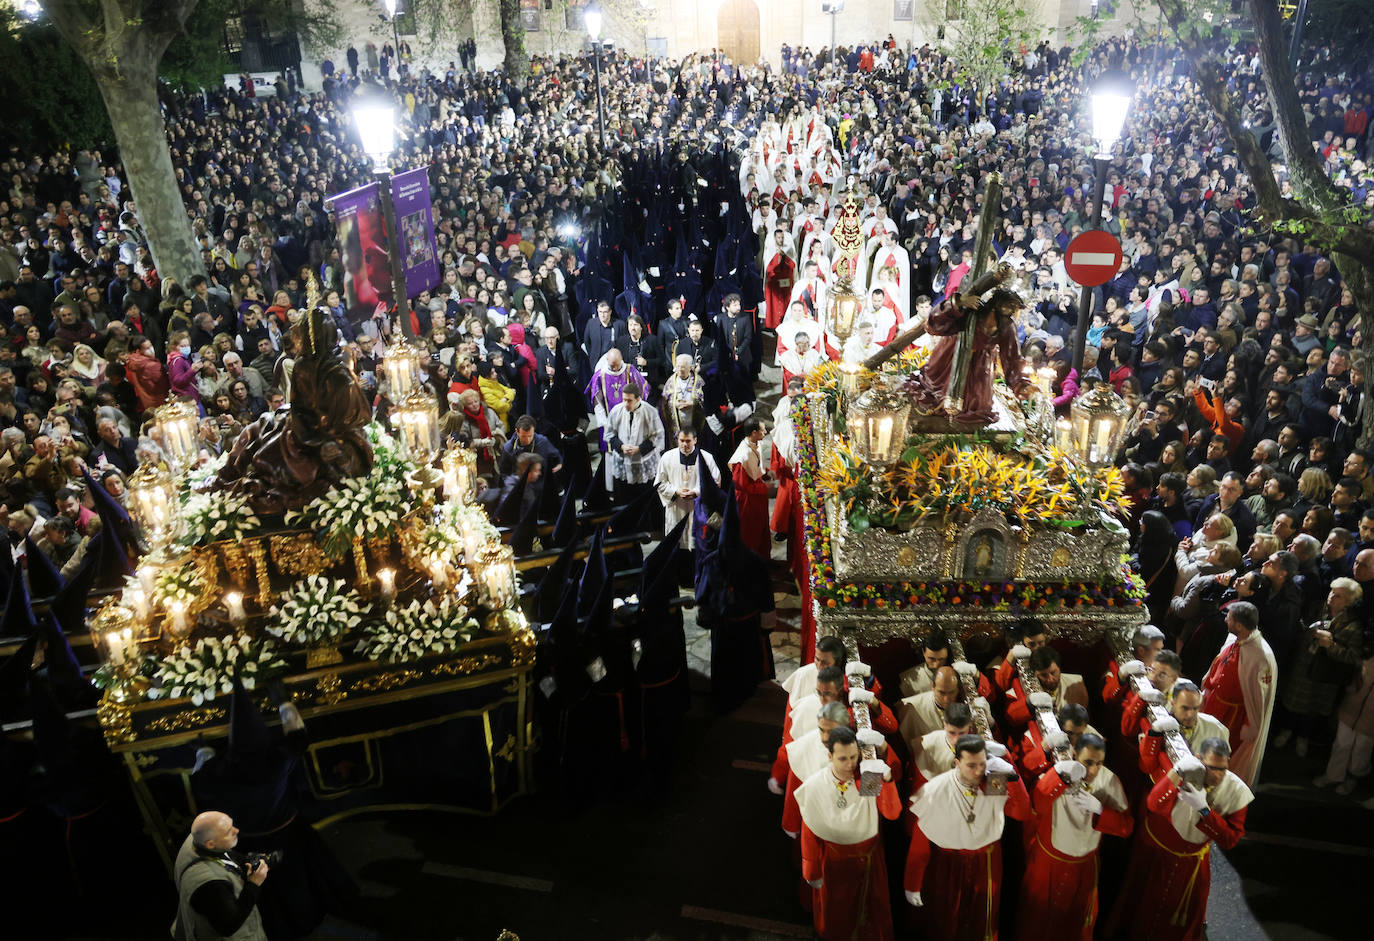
{"left": 717, "top": 0, "right": 760, "bottom": 66}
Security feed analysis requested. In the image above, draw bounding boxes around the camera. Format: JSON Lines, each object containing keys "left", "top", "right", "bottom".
{"left": 242, "top": 850, "right": 283, "bottom": 872}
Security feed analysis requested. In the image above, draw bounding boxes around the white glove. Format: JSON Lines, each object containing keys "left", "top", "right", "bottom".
{"left": 1152, "top": 716, "right": 1180, "bottom": 734}
{"left": 985, "top": 741, "right": 1008, "bottom": 758}
{"left": 856, "top": 728, "right": 886, "bottom": 748}
{"left": 845, "top": 661, "right": 872, "bottom": 678}
{"left": 986, "top": 755, "right": 1016, "bottom": 777}
{"left": 767, "top": 777, "right": 784, "bottom": 795}
{"left": 278, "top": 702, "right": 305, "bottom": 734}
{"left": 1118, "top": 659, "right": 1146, "bottom": 679}
{"left": 1070, "top": 789, "right": 1103, "bottom": 815}
{"left": 1028, "top": 691, "right": 1053, "bottom": 709}
{"left": 1173, "top": 754, "right": 1204, "bottom": 778}
{"left": 706, "top": 414, "right": 725, "bottom": 435}
{"left": 1042, "top": 730, "right": 1069, "bottom": 751}
{"left": 1139, "top": 687, "right": 1164, "bottom": 706}
{"left": 783, "top": 828, "right": 799, "bottom": 839}
{"left": 859, "top": 758, "right": 889, "bottom": 778}
{"left": 848, "top": 687, "right": 874, "bottom": 705}
{"left": 1010, "top": 644, "right": 1032, "bottom": 659}
{"left": 905, "top": 890, "right": 924, "bottom": 907}
{"left": 807, "top": 878, "right": 823, "bottom": 888}
{"left": 1177, "top": 786, "right": 1209, "bottom": 813}
{"left": 1054, "top": 759, "right": 1087, "bottom": 783}
{"left": 952, "top": 661, "right": 978, "bottom": 678}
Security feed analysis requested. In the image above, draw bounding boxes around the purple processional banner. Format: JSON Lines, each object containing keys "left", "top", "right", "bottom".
{"left": 325, "top": 180, "right": 383, "bottom": 321}
{"left": 390, "top": 166, "right": 440, "bottom": 300}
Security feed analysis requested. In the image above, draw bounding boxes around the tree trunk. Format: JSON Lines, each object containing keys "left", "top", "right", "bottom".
{"left": 40, "top": 0, "right": 205, "bottom": 286}
{"left": 498, "top": 0, "right": 527, "bottom": 80}
{"left": 93, "top": 59, "right": 205, "bottom": 286}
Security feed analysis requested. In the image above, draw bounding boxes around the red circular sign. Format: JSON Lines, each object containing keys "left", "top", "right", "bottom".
{"left": 1064, "top": 230, "right": 1124, "bottom": 288}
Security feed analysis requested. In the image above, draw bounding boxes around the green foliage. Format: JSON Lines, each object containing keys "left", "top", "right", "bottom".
{"left": 0, "top": 9, "right": 114, "bottom": 149}
{"left": 161, "top": 0, "right": 235, "bottom": 90}
{"left": 930, "top": 0, "right": 1043, "bottom": 101}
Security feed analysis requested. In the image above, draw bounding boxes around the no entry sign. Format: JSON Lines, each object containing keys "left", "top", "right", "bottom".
{"left": 1065, "top": 230, "right": 1124, "bottom": 288}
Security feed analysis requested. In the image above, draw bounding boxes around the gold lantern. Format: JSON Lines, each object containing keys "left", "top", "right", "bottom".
{"left": 442, "top": 445, "right": 478, "bottom": 504}
{"left": 92, "top": 601, "right": 137, "bottom": 668}
{"left": 828, "top": 281, "right": 862, "bottom": 344}
{"left": 1035, "top": 367, "right": 1057, "bottom": 399}
{"left": 846, "top": 375, "right": 910, "bottom": 470}
{"left": 153, "top": 398, "right": 200, "bottom": 474}
{"left": 475, "top": 543, "right": 518, "bottom": 610}
{"left": 128, "top": 461, "right": 181, "bottom": 553}
{"left": 1069, "top": 382, "right": 1131, "bottom": 468}
{"left": 381, "top": 335, "right": 426, "bottom": 398}
{"left": 392, "top": 389, "right": 444, "bottom": 489}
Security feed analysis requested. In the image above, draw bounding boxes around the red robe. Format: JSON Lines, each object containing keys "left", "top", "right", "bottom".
{"left": 1108, "top": 773, "right": 1249, "bottom": 940}
{"left": 904, "top": 774, "right": 1031, "bottom": 941}
{"left": 801, "top": 780, "right": 902, "bottom": 941}
{"left": 770, "top": 444, "right": 802, "bottom": 561}
{"left": 731, "top": 459, "right": 772, "bottom": 560}
{"left": 764, "top": 253, "right": 797, "bottom": 329}
{"left": 1200, "top": 640, "right": 1247, "bottom": 752}
{"left": 1018, "top": 767, "right": 1134, "bottom": 941}
{"left": 909, "top": 299, "right": 1032, "bottom": 426}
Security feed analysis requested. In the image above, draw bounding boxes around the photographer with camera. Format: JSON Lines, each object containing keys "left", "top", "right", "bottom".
{"left": 172, "top": 811, "right": 270, "bottom": 941}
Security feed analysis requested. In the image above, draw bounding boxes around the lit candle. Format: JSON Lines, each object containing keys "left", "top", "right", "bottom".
{"left": 1094, "top": 420, "right": 1113, "bottom": 462}
{"left": 1055, "top": 418, "right": 1072, "bottom": 451}
{"left": 429, "top": 557, "right": 449, "bottom": 592}
{"left": 224, "top": 591, "right": 246, "bottom": 626}
{"left": 1036, "top": 367, "right": 1057, "bottom": 398}
{"left": 873, "top": 416, "right": 893, "bottom": 459}
{"left": 837, "top": 362, "right": 861, "bottom": 402}
{"left": 106, "top": 629, "right": 126, "bottom": 665}
{"left": 124, "top": 585, "right": 149, "bottom": 621}
{"left": 169, "top": 600, "right": 189, "bottom": 636}
{"left": 137, "top": 565, "right": 157, "bottom": 595}
{"left": 377, "top": 568, "right": 397, "bottom": 603}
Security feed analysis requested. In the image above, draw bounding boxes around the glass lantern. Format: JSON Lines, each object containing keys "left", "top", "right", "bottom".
{"left": 442, "top": 446, "right": 478, "bottom": 504}
{"left": 92, "top": 601, "right": 138, "bottom": 668}
{"left": 828, "top": 284, "right": 862, "bottom": 344}
{"left": 846, "top": 375, "right": 910, "bottom": 469}
{"left": 1069, "top": 382, "right": 1131, "bottom": 468}
{"left": 393, "top": 390, "right": 441, "bottom": 463}
{"left": 128, "top": 462, "right": 181, "bottom": 553}
{"left": 153, "top": 398, "right": 200, "bottom": 474}
{"left": 381, "top": 335, "right": 426, "bottom": 399}
{"left": 1035, "top": 367, "right": 1057, "bottom": 399}
{"left": 475, "top": 543, "right": 518, "bottom": 610}
{"left": 462, "top": 513, "right": 495, "bottom": 565}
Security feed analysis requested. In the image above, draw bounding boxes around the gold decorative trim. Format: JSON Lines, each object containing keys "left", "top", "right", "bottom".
{"left": 269, "top": 533, "right": 330, "bottom": 577}
{"left": 350, "top": 668, "right": 424, "bottom": 694}
{"left": 98, "top": 696, "right": 135, "bottom": 745}
{"left": 432, "top": 653, "right": 503, "bottom": 678}
{"left": 146, "top": 705, "right": 226, "bottom": 734}
{"left": 317, "top": 671, "right": 347, "bottom": 706}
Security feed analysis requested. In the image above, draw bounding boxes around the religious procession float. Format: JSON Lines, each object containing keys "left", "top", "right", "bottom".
{"left": 796, "top": 174, "right": 1201, "bottom": 786}
{"left": 84, "top": 311, "right": 534, "bottom": 869}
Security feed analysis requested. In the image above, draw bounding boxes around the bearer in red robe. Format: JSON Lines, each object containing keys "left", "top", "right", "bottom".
{"left": 903, "top": 735, "right": 1030, "bottom": 940}
{"left": 1018, "top": 733, "right": 1133, "bottom": 941}
{"left": 769, "top": 377, "right": 805, "bottom": 564}
{"left": 727, "top": 419, "right": 771, "bottom": 559}
{"left": 798, "top": 726, "right": 902, "bottom": 941}
{"left": 764, "top": 230, "right": 797, "bottom": 330}
{"left": 1108, "top": 737, "right": 1252, "bottom": 941}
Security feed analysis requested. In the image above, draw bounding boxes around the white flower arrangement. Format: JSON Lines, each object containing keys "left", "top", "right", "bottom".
{"left": 356, "top": 594, "right": 477, "bottom": 663}
{"left": 285, "top": 470, "right": 412, "bottom": 558}
{"left": 149, "top": 634, "right": 287, "bottom": 706}
{"left": 128, "top": 561, "right": 208, "bottom": 612}
{"left": 179, "top": 490, "right": 262, "bottom": 546}
{"left": 185, "top": 452, "right": 229, "bottom": 492}
{"left": 268, "top": 575, "right": 368, "bottom": 647}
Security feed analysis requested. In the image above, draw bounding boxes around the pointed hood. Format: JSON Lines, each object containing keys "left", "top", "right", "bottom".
{"left": 548, "top": 481, "right": 580, "bottom": 550}
{"left": 496, "top": 463, "right": 533, "bottom": 527}
{"left": 227, "top": 677, "right": 273, "bottom": 756}
{"left": 23, "top": 535, "right": 64, "bottom": 599}
{"left": 83, "top": 470, "right": 135, "bottom": 587}
{"left": 536, "top": 537, "right": 581, "bottom": 624}
{"left": 509, "top": 491, "right": 540, "bottom": 556}
{"left": 576, "top": 526, "right": 608, "bottom": 620}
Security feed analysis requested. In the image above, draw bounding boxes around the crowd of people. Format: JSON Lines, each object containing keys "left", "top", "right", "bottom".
{"left": 0, "top": 13, "right": 1372, "bottom": 939}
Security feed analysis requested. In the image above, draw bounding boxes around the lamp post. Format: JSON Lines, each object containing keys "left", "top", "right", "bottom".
{"left": 1070, "top": 71, "right": 1131, "bottom": 377}
{"left": 822, "top": 1, "right": 845, "bottom": 60}
{"left": 352, "top": 101, "right": 416, "bottom": 341}
{"left": 585, "top": 5, "right": 608, "bottom": 151}
{"left": 383, "top": 0, "right": 401, "bottom": 67}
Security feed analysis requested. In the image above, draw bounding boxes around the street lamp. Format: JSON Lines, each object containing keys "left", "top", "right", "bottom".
{"left": 1070, "top": 70, "right": 1132, "bottom": 376}
{"left": 822, "top": 1, "right": 845, "bottom": 59}
{"left": 352, "top": 100, "right": 416, "bottom": 341}
{"left": 585, "top": 5, "right": 607, "bottom": 150}
{"left": 383, "top": 0, "right": 401, "bottom": 70}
